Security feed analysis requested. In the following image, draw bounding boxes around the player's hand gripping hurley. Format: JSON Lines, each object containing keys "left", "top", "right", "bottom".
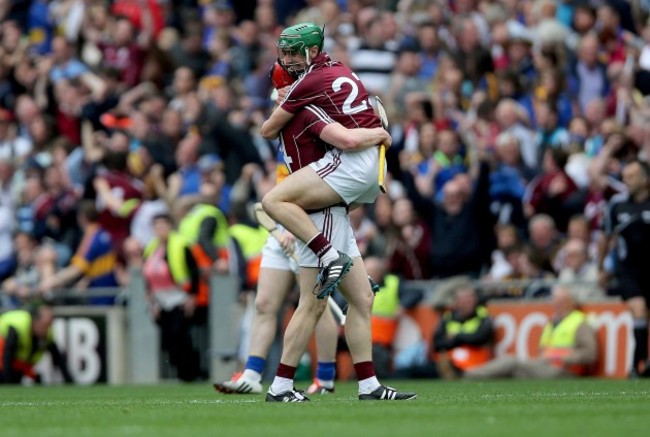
{"left": 253, "top": 203, "right": 346, "bottom": 325}
{"left": 373, "top": 96, "right": 389, "bottom": 194}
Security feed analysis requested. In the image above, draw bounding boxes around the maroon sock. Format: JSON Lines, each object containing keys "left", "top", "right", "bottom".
{"left": 307, "top": 233, "right": 332, "bottom": 259}
{"left": 353, "top": 361, "right": 376, "bottom": 380}
{"left": 277, "top": 362, "right": 297, "bottom": 379}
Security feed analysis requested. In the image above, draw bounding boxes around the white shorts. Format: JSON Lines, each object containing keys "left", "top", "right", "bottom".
{"left": 309, "top": 147, "right": 382, "bottom": 205}
{"left": 260, "top": 234, "right": 299, "bottom": 274}
{"left": 296, "top": 206, "right": 361, "bottom": 268}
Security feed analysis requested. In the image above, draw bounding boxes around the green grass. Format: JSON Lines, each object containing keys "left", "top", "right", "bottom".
{"left": 1, "top": 379, "right": 649, "bottom": 437}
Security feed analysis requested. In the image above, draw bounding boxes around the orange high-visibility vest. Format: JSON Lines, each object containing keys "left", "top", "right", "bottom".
{"left": 443, "top": 306, "right": 492, "bottom": 371}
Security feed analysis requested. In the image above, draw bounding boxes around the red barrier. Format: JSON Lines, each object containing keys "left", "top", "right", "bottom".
{"left": 488, "top": 302, "right": 632, "bottom": 378}
{"left": 396, "top": 301, "right": 632, "bottom": 379}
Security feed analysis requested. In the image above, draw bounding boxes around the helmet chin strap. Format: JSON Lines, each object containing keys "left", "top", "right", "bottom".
{"left": 305, "top": 47, "right": 312, "bottom": 66}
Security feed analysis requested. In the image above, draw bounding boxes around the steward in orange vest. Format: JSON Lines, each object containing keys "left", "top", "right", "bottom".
{"left": 433, "top": 283, "right": 493, "bottom": 378}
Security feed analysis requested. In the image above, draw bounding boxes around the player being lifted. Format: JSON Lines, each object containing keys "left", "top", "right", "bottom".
{"left": 261, "top": 23, "right": 385, "bottom": 299}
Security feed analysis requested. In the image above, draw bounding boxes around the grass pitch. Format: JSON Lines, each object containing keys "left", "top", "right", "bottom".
{"left": 1, "top": 379, "right": 649, "bottom": 437}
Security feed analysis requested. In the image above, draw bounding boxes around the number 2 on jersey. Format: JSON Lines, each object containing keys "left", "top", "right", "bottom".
{"left": 332, "top": 73, "right": 369, "bottom": 115}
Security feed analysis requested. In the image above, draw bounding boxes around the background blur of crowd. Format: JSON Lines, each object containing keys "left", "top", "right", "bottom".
{"left": 1, "top": 0, "right": 650, "bottom": 372}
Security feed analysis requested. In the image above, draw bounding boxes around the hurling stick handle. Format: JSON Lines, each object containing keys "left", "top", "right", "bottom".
{"left": 378, "top": 144, "right": 387, "bottom": 194}
{"left": 327, "top": 297, "right": 346, "bottom": 325}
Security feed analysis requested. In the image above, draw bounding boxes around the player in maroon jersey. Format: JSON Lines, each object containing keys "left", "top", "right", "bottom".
{"left": 261, "top": 23, "right": 386, "bottom": 301}
{"left": 261, "top": 63, "right": 416, "bottom": 402}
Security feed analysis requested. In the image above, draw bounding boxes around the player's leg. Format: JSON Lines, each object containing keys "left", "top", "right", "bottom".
{"left": 214, "top": 237, "right": 296, "bottom": 394}
{"left": 331, "top": 232, "right": 416, "bottom": 400}
{"left": 214, "top": 267, "right": 295, "bottom": 394}
{"left": 308, "top": 302, "right": 338, "bottom": 394}
{"left": 266, "top": 266, "right": 327, "bottom": 401}
{"left": 262, "top": 166, "right": 343, "bottom": 244}
{"left": 263, "top": 150, "right": 378, "bottom": 299}
{"left": 248, "top": 267, "right": 296, "bottom": 363}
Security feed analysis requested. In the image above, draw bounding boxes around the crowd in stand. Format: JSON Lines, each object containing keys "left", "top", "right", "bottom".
{"left": 1, "top": 0, "right": 650, "bottom": 371}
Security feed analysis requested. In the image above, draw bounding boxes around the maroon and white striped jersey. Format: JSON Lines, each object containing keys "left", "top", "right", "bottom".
{"left": 281, "top": 53, "right": 381, "bottom": 130}
{"left": 279, "top": 105, "right": 334, "bottom": 173}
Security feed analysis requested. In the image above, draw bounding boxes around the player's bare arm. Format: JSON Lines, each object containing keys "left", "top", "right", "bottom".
{"left": 260, "top": 106, "right": 294, "bottom": 140}
{"left": 320, "top": 124, "right": 391, "bottom": 151}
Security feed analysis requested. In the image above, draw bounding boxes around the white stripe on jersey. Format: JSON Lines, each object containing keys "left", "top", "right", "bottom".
{"left": 306, "top": 105, "right": 335, "bottom": 124}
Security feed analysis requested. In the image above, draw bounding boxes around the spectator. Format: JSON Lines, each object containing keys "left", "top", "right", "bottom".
{"left": 161, "top": 129, "right": 202, "bottom": 203}
{"left": 465, "top": 285, "right": 597, "bottom": 379}
{"left": 37, "top": 201, "right": 119, "bottom": 305}
{"left": 536, "top": 68, "right": 573, "bottom": 129}
{"left": 403, "top": 153, "right": 491, "bottom": 279}
{"left": 0, "top": 304, "right": 72, "bottom": 384}
{"left": 489, "top": 131, "right": 531, "bottom": 230}
{"left": 527, "top": 213, "right": 562, "bottom": 273}
{"left": 48, "top": 36, "right": 89, "bottom": 84}
{"left": 553, "top": 214, "right": 599, "bottom": 270}
{"left": 229, "top": 20, "right": 262, "bottom": 80}
{"left": 557, "top": 238, "right": 603, "bottom": 302}
{"left": 368, "top": 194, "right": 393, "bottom": 258}
{"left": 39, "top": 164, "right": 79, "bottom": 259}
{"left": 1, "top": 232, "right": 57, "bottom": 307}
{"left": 495, "top": 98, "right": 537, "bottom": 169}
{"left": 386, "top": 197, "right": 431, "bottom": 280}
{"left": 349, "top": 205, "right": 377, "bottom": 259}
{"left": 0, "top": 108, "right": 31, "bottom": 162}
{"left": 415, "top": 22, "right": 442, "bottom": 81}
{"left": 385, "top": 49, "right": 428, "bottom": 118}
{"left": 0, "top": 163, "right": 15, "bottom": 282}
{"left": 569, "top": 32, "right": 610, "bottom": 115}
{"left": 450, "top": 16, "right": 494, "bottom": 89}
{"left": 168, "top": 22, "right": 211, "bottom": 77}
{"left": 96, "top": 15, "right": 151, "bottom": 87}
{"left": 532, "top": 99, "right": 570, "bottom": 161}
{"left": 168, "top": 67, "right": 198, "bottom": 114}
{"left": 505, "top": 33, "right": 535, "bottom": 90}
{"left": 484, "top": 223, "right": 521, "bottom": 281}
{"left": 497, "top": 244, "right": 555, "bottom": 298}
{"left": 431, "top": 129, "right": 467, "bottom": 198}
{"left": 142, "top": 213, "right": 202, "bottom": 382}
{"left": 129, "top": 164, "right": 169, "bottom": 249}
{"left": 525, "top": 149, "right": 581, "bottom": 232}
{"left": 349, "top": 12, "right": 397, "bottom": 95}
{"left": 92, "top": 148, "right": 144, "bottom": 251}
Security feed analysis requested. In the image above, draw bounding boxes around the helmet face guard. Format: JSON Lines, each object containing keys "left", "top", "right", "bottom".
{"left": 277, "top": 23, "right": 324, "bottom": 76}
{"left": 277, "top": 43, "right": 308, "bottom": 76}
